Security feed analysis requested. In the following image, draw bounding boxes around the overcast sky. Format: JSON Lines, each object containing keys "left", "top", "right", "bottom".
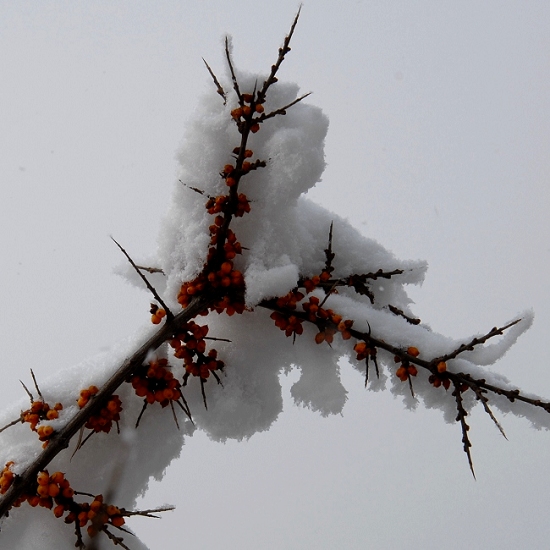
{"left": 1, "top": 2, "right": 549, "bottom": 549}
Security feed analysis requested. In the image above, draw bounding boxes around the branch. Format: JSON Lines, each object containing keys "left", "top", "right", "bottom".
{"left": 0, "top": 295, "right": 212, "bottom": 518}
{"left": 111, "top": 237, "right": 173, "bottom": 321}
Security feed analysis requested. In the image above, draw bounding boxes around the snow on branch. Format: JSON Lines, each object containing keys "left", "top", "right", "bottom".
{"left": 0, "top": 9, "right": 546, "bottom": 549}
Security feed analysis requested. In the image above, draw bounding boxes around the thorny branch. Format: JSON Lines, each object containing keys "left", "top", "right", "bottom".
{"left": 0, "top": 8, "right": 547, "bottom": 549}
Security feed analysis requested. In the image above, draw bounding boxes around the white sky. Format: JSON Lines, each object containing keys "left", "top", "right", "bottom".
{"left": 1, "top": 1, "right": 549, "bottom": 549}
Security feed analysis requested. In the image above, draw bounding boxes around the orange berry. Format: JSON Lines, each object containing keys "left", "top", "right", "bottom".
{"left": 226, "top": 176, "right": 237, "bottom": 187}
{"left": 255, "top": 104, "right": 264, "bottom": 113}
{"left": 50, "top": 471, "right": 64, "bottom": 484}
{"left": 315, "top": 332, "right": 325, "bottom": 344}
{"left": 407, "top": 365, "right": 418, "bottom": 377}
{"left": 111, "top": 515, "right": 125, "bottom": 527}
{"left": 53, "top": 504, "right": 65, "bottom": 518}
{"left": 407, "top": 346, "right": 420, "bottom": 357}
{"left": 244, "top": 149, "right": 253, "bottom": 158}
{"left": 37, "top": 472, "right": 50, "bottom": 485}
{"left": 437, "top": 361, "right": 447, "bottom": 373}
{"left": 395, "top": 366, "right": 407, "bottom": 379}
{"left": 37, "top": 484, "right": 50, "bottom": 497}
{"left": 220, "top": 261, "right": 232, "bottom": 275}
{"left": 250, "top": 123, "right": 260, "bottom": 133}
{"left": 354, "top": 342, "right": 367, "bottom": 354}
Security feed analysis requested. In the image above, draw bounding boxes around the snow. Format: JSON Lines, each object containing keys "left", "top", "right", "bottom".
{"left": 0, "top": 68, "right": 540, "bottom": 549}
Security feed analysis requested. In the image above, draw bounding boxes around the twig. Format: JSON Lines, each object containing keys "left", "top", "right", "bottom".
{"left": 453, "top": 381, "right": 476, "bottom": 478}
{"left": 30, "top": 369, "right": 43, "bottom": 401}
{"left": 111, "top": 237, "right": 173, "bottom": 321}
{"left": 135, "top": 265, "right": 164, "bottom": 275}
{"left": 257, "top": 93, "right": 312, "bottom": 122}
{"left": 257, "top": 6, "right": 302, "bottom": 102}
{"left": 202, "top": 58, "right": 227, "bottom": 104}
{"left": 224, "top": 36, "right": 242, "bottom": 102}
{"left": 388, "top": 305, "right": 421, "bottom": 325}
{"left": 19, "top": 380, "right": 34, "bottom": 402}
{"left": 0, "top": 417, "right": 22, "bottom": 434}
{"left": 120, "top": 505, "right": 175, "bottom": 518}
{"left": 430, "top": 320, "right": 522, "bottom": 367}
{"left": 101, "top": 527, "right": 132, "bottom": 550}
{"left": 471, "top": 386, "right": 507, "bottom": 439}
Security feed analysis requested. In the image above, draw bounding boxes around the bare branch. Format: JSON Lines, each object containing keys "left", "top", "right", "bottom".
{"left": 202, "top": 58, "right": 227, "bottom": 104}
{"left": 453, "top": 382, "right": 476, "bottom": 478}
{"left": 30, "top": 369, "right": 43, "bottom": 401}
{"left": 257, "top": 6, "right": 302, "bottom": 102}
{"left": 111, "top": 237, "right": 173, "bottom": 321}
{"left": 224, "top": 36, "right": 242, "bottom": 102}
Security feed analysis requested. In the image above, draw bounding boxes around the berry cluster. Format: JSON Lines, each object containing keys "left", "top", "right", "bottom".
{"left": 0, "top": 462, "right": 14, "bottom": 495}
{"left": 353, "top": 341, "right": 377, "bottom": 363}
{"left": 77, "top": 386, "right": 122, "bottom": 434}
{"left": 150, "top": 304, "right": 167, "bottom": 325}
{"left": 269, "top": 290, "right": 305, "bottom": 337}
{"left": 21, "top": 470, "right": 124, "bottom": 538}
{"left": 269, "top": 282, "right": 354, "bottom": 345}
{"left": 19, "top": 399, "right": 62, "bottom": 448}
{"left": 21, "top": 400, "right": 63, "bottom": 431}
{"left": 230, "top": 93, "right": 265, "bottom": 134}
{"left": 73, "top": 494, "right": 125, "bottom": 537}
{"left": 31, "top": 470, "right": 74, "bottom": 510}
{"left": 19, "top": 400, "right": 63, "bottom": 446}
{"left": 170, "top": 324, "right": 225, "bottom": 380}
{"left": 394, "top": 347, "right": 420, "bottom": 382}
{"left": 131, "top": 358, "right": 182, "bottom": 407}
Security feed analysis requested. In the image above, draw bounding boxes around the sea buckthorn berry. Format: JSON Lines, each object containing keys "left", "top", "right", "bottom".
{"left": 407, "top": 346, "right": 420, "bottom": 357}
{"left": 244, "top": 149, "right": 253, "bottom": 158}
{"left": 407, "top": 365, "right": 418, "bottom": 377}
{"left": 110, "top": 515, "right": 125, "bottom": 528}
{"left": 255, "top": 103, "right": 264, "bottom": 113}
{"left": 250, "top": 123, "right": 260, "bottom": 133}
{"left": 53, "top": 504, "right": 65, "bottom": 518}
{"left": 242, "top": 105, "right": 252, "bottom": 116}
{"left": 242, "top": 161, "right": 251, "bottom": 172}
{"left": 437, "top": 361, "right": 447, "bottom": 373}
{"left": 1, "top": 463, "right": 15, "bottom": 494}
{"left": 223, "top": 164, "right": 234, "bottom": 174}
{"left": 242, "top": 93, "right": 254, "bottom": 103}
{"left": 226, "top": 176, "right": 237, "bottom": 187}
{"left": 230, "top": 107, "right": 243, "bottom": 119}
{"left": 320, "top": 270, "right": 331, "bottom": 282}
{"left": 37, "top": 471, "right": 50, "bottom": 485}
{"left": 37, "top": 484, "right": 50, "bottom": 497}
{"left": 395, "top": 366, "right": 408, "bottom": 381}
{"left": 37, "top": 425, "right": 54, "bottom": 446}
